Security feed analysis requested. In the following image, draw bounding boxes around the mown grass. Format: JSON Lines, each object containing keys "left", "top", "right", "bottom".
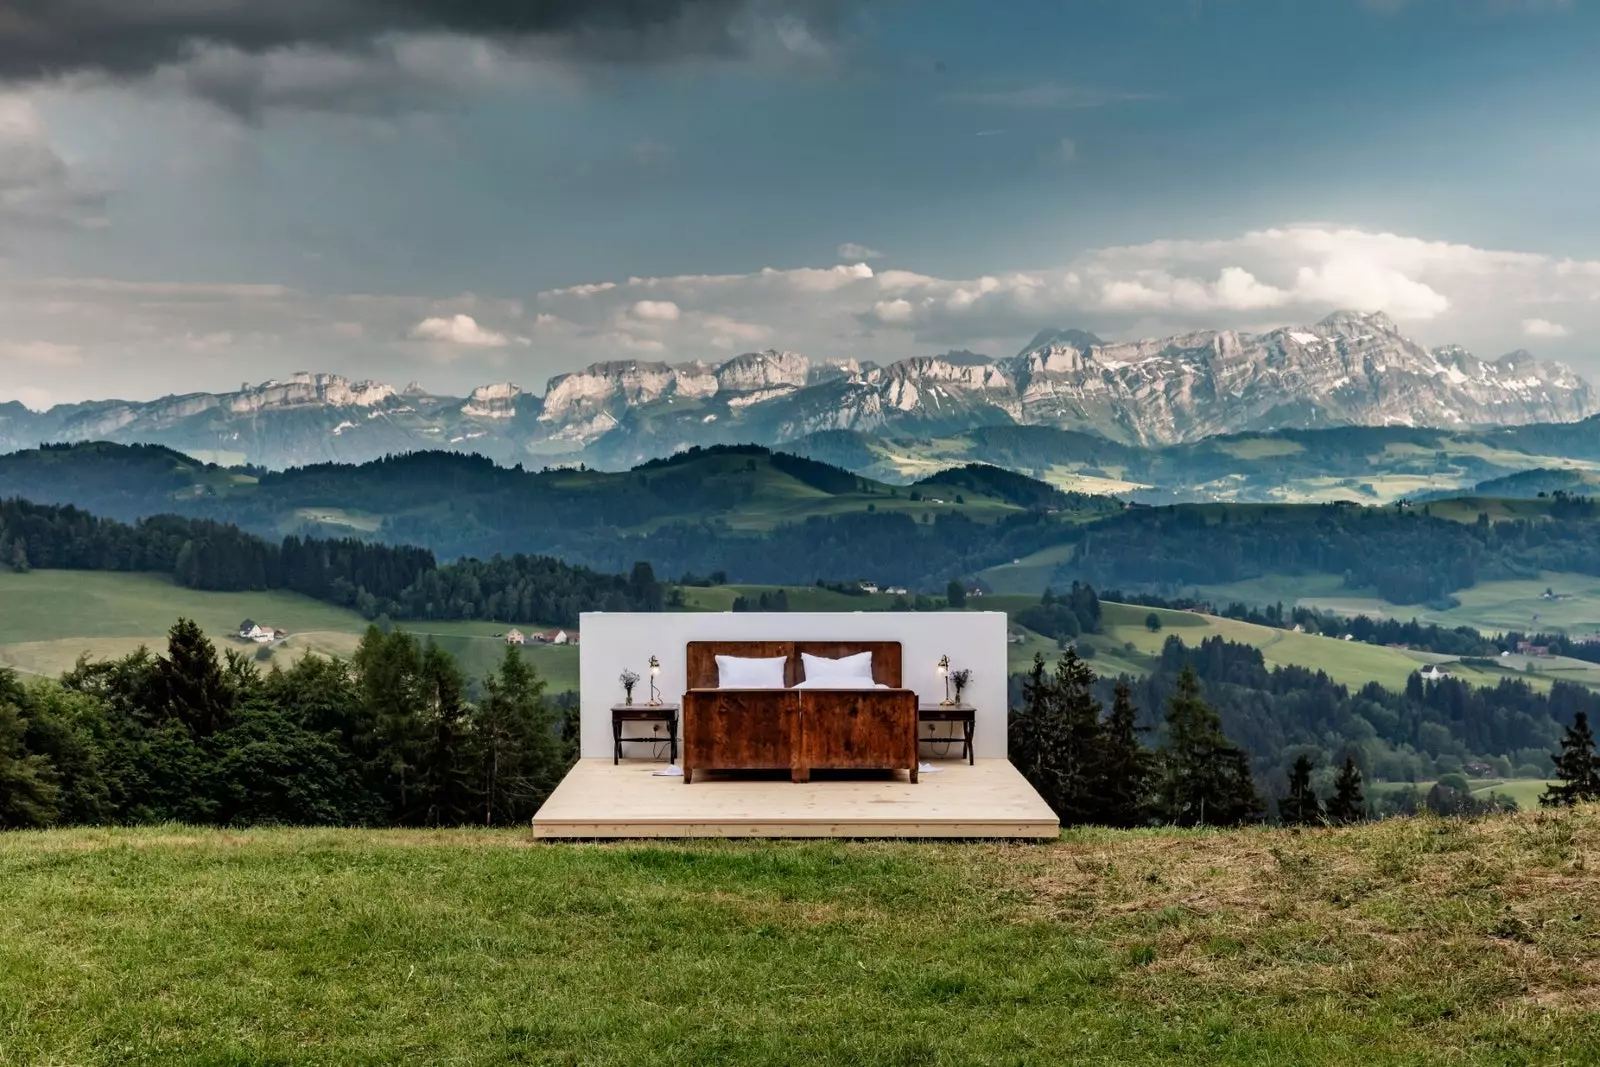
{"left": 2, "top": 811, "right": 1598, "bottom": 1066}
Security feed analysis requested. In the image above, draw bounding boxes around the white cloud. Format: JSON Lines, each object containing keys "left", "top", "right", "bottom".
{"left": 409, "top": 313, "right": 520, "bottom": 346}
{"left": 6, "top": 225, "right": 1600, "bottom": 405}
{"left": 837, "top": 242, "right": 884, "bottom": 260}
{"left": 1523, "top": 318, "right": 1571, "bottom": 339}
{"left": 630, "top": 299, "right": 681, "bottom": 322}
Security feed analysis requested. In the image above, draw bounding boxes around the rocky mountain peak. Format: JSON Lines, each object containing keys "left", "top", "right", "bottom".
{"left": 227, "top": 373, "right": 397, "bottom": 414}
{"left": 461, "top": 383, "right": 521, "bottom": 419}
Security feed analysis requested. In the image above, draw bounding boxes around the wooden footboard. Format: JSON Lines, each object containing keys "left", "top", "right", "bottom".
{"left": 681, "top": 687, "right": 917, "bottom": 783}
{"left": 681, "top": 689, "right": 798, "bottom": 784}
{"left": 798, "top": 689, "right": 918, "bottom": 784}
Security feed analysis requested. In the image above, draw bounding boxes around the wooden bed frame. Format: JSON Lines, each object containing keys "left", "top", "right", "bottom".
{"left": 681, "top": 641, "right": 918, "bottom": 784}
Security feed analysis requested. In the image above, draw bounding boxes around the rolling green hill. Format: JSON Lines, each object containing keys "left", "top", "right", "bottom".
{"left": 0, "top": 442, "right": 1112, "bottom": 588}
{"left": 789, "top": 421, "right": 1600, "bottom": 505}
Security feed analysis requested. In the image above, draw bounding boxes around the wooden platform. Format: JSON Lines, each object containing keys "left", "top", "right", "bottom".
{"left": 531, "top": 758, "right": 1059, "bottom": 839}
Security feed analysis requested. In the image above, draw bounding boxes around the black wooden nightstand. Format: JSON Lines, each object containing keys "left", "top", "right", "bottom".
{"left": 611, "top": 704, "right": 679, "bottom": 765}
{"left": 918, "top": 703, "right": 976, "bottom": 765}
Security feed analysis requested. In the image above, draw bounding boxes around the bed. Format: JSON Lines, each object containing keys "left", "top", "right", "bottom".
{"left": 681, "top": 641, "right": 919, "bottom": 784}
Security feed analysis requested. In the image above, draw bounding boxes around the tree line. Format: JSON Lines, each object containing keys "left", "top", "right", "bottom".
{"left": 2, "top": 497, "right": 664, "bottom": 626}
{"left": 1059, "top": 504, "right": 1600, "bottom": 605}
{"left": 1010, "top": 644, "right": 1600, "bottom": 827}
{"left": 0, "top": 621, "right": 572, "bottom": 830}
{"left": 1010, "top": 650, "right": 1351, "bottom": 828}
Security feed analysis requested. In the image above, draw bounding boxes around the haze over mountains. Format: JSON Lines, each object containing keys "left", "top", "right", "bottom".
{"left": 1, "top": 311, "right": 1592, "bottom": 472}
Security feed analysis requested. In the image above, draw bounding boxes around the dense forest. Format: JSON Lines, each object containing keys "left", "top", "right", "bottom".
{"left": 1, "top": 497, "right": 663, "bottom": 626}
{"left": 1059, "top": 503, "right": 1600, "bottom": 604}
{"left": 0, "top": 622, "right": 572, "bottom": 830}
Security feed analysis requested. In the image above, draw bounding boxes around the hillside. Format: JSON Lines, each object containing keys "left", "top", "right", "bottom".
{"left": 3, "top": 817, "right": 1596, "bottom": 1065}
{"left": 790, "top": 419, "right": 1600, "bottom": 506}
{"left": 0, "top": 442, "right": 1113, "bottom": 586}
{"left": 0, "top": 570, "right": 579, "bottom": 693}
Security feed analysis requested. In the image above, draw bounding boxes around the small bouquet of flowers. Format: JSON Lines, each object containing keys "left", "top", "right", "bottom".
{"left": 619, "top": 669, "right": 641, "bottom": 705}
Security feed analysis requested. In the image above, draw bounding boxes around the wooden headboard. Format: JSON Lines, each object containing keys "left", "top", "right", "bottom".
{"left": 685, "top": 641, "right": 904, "bottom": 689}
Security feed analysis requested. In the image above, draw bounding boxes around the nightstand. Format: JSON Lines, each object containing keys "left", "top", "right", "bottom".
{"left": 918, "top": 703, "right": 975, "bottom": 765}
{"left": 611, "top": 704, "right": 679, "bottom": 765}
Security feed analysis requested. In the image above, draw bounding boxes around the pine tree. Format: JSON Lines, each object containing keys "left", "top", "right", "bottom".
{"left": 474, "top": 645, "right": 563, "bottom": 826}
{"left": 1279, "top": 753, "right": 1324, "bottom": 826}
{"left": 947, "top": 580, "right": 967, "bottom": 608}
{"left": 1093, "top": 681, "right": 1153, "bottom": 827}
{"left": 1155, "top": 666, "right": 1262, "bottom": 827}
{"left": 1327, "top": 757, "right": 1366, "bottom": 824}
{"left": 1542, "top": 711, "right": 1600, "bottom": 807}
{"left": 156, "top": 618, "right": 235, "bottom": 738}
{"left": 9, "top": 537, "right": 28, "bottom": 574}
{"left": 1048, "top": 647, "right": 1104, "bottom": 826}
{"left": 354, "top": 625, "right": 426, "bottom": 820}
{"left": 414, "top": 640, "right": 474, "bottom": 827}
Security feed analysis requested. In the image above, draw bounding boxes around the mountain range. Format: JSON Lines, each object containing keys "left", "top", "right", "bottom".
{"left": 1, "top": 310, "right": 1593, "bottom": 472}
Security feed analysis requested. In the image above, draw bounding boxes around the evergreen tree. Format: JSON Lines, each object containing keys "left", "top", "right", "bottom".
{"left": 1327, "top": 757, "right": 1366, "bottom": 824}
{"left": 17, "top": 682, "right": 115, "bottom": 825}
{"left": 474, "top": 645, "right": 563, "bottom": 826}
{"left": 156, "top": 618, "right": 236, "bottom": 738}
{"left": 1541, "top": 711, "right": 1600, "bottom": 807}
{"left": 1155, "top": 666, "right": 1262, "bottom": 827}
{"left": 353, "top": 626, "right": 426, "bottom": 820}
{"left": 0, "top": 690, "right": 60, "bottom": 828}
{"left": 1280, "top": 753, "right": 1324, "bottom": 826}
{"left": 414, "top": 641, "right": 474, "bottom": 827}
{"left": 1007, "top": 649, "right": 1102, "bottom": 825}
{"left": 1093, "top": 681, "right": 1153, "bottom": 827}
{"left": 947, "top": 580, "right": 967, "bottom": 608}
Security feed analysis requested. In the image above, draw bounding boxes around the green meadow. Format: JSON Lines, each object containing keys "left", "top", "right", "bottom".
{"left": 2, "top": 814, "right": 1597, "bottom": 1066}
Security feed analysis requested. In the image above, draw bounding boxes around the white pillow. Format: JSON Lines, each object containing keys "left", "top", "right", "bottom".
{"left": 793, "top": 678, "right": 885, "bottom": 690}
{"left": 801, "top": 650, "right": 874, "bottom": 684}
{"left": 715, "top": 654, "right": 788, "bottom": 689}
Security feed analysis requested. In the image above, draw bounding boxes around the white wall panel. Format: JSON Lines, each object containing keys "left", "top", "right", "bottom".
{"left": 578, "top": 611, "right": 1009, "bottom": 759}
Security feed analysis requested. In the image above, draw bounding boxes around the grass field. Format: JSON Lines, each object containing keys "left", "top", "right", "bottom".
{"left": 0, "top": 569, "right": 1569, "bottom": 700}
{"left": 0, "top": 571, "right": 579, "bottom": 692}
{"left": 2, "top": 814, "right": 1597, "bottom": 1065}
{"left": 1194, "top": 571, "right": 1600, "bottom": 641}
{"left": 1368, "top": 779, "right": 1562, "bottom": 811}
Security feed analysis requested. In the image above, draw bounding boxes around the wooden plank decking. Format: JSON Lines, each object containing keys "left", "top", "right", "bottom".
{"left": 532, "top": 758, "right": 1059, "bottom": 839}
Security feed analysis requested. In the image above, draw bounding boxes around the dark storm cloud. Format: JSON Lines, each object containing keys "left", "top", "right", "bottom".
{"left": 0, "top": 0, "right": 856, "bottom": 81}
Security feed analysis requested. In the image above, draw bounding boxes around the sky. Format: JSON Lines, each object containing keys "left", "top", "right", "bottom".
{"left": 1, "top": 0, "right": 1597, "bottom": 408}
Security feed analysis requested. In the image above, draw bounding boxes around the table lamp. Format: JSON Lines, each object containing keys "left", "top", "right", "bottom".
{"left": 938, "top": 654, "right": 953, "bottom": 705}
{"left": 648, "top": 654, "right": 662, "bottom": 706}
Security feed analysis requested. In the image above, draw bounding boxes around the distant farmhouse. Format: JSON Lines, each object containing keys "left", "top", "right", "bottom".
{"left": 237, "top": 620, "right": 288, "bottom": 644}
{"left": 506, "top": 628, "right": 578, "bottom": 646}
{"left": 1419, "top": 664, "right": 1451, "bottom": 681}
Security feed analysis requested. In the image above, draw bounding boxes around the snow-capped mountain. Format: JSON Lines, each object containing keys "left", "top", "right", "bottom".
{"left": 0, "top": 314, "right": 1593, "bottom": 469}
